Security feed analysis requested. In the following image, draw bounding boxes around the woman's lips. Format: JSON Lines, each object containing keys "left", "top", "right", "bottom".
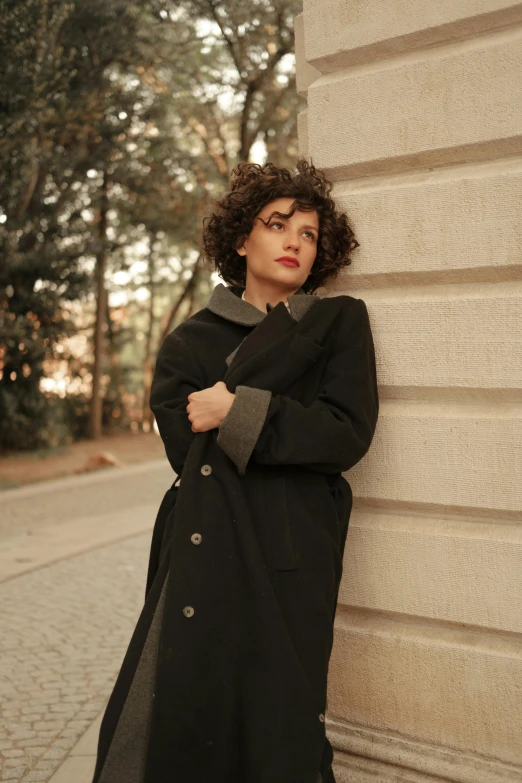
{"left": 276, "top": 258, "right": 299, "bottom": 267}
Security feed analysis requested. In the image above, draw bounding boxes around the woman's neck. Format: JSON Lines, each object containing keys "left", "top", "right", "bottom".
{"left": 242, "top": 282, "right": 299, "bottom": 313}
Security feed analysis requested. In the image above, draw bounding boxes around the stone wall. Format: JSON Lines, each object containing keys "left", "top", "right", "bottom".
{"left": 294, "top": 3, "right": 522, "bottom": 781}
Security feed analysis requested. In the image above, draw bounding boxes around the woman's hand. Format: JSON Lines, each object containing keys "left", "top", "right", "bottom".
{"left": 186, "top": 381, "right": 236, "bottom": 433}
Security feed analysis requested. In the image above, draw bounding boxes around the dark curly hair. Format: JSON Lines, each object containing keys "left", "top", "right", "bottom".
{"left": 201, "top": 158, "right": 359, "bottom": 293}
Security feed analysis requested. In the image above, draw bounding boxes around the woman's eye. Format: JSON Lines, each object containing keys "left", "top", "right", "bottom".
{"left": 269, "top": 221, "right": 316, "bottom": 240}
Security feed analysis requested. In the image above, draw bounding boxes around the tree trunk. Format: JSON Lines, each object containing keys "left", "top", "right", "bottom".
{"left": 142, "top": 233, "right": 157, "bottom": 432}
{"left": 89, "top": 171, "right": 109, "bottom": 439}
{"left": 157, "top": 254, "right": 202, "bottom": 348}
{"left": 147, "top": 257, "right": 203, "bottom": 433}
{"left": 105, "top": 300, "right": 126, "bottom": 433}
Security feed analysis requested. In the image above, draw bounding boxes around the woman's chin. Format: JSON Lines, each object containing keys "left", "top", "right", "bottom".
{"left": 267, "top": 267, "right": 305, "bottom": 286}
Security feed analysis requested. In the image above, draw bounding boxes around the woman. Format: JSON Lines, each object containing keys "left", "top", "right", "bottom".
{"left": 91, "top": 159, "right": 379, "bottom": 783}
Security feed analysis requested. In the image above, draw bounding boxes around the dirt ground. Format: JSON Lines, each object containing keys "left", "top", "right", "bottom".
{"left": 0, "top": 431, "right": 167, "bottom": 490}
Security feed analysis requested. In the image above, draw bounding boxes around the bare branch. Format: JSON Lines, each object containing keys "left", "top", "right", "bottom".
{"left": 239, "top": 45, "right": 292, "bottom": 160}
{"left": 242, "top": 74, "right": 296, "bottom": 158}
{"left": 157, "top": 254, "right": 203, "bottom": 347}
{"left": 204, "top": 0, "right": 242, "bottom": 76}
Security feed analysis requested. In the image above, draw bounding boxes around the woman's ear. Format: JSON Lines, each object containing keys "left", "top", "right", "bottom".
{"left": 236, "top": 245, "right": 246, "bottom": 257}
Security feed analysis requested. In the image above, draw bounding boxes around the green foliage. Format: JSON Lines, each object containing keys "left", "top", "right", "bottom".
{"left": 45, "top": 390, "right": 132, "bottom": 443}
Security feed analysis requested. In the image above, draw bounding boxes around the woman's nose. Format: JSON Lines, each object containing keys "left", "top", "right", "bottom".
{"left": 284, "top": 235, "right": 300, "bottom": 251}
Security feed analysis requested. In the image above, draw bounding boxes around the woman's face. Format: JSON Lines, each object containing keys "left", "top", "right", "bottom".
{"left": 236, "top": 197, "right": 319, "bottom": 291}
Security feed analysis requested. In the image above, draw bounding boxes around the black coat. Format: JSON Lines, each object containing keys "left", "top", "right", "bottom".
{"left": 91, "top": 284, "right": 379, "bottom": 783}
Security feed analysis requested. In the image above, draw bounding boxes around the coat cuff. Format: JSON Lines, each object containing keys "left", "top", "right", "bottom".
{"left": 216, "top": 385, "right": 272, "bottom": 475}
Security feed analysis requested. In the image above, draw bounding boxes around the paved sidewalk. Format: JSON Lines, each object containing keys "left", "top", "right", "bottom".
{"left": 47, "top": 707, "right": 105, "bottom": 783}
{"left": 0, "top": 460, "right": 171, "bottom": 581}
{"left": 0, "top": 461, "right": 172, "bottom": 782}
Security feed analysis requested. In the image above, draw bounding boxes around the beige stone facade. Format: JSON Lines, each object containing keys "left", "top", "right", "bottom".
{"left": 294, "top": 3, "right": 522, "bottom": 781}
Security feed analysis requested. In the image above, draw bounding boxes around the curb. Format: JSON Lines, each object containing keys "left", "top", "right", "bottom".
{"left": 48, "top": 707, "right": 105, "bottom": 783}
{"left": 0, "top": 458, "right": 170, "bottom": 500}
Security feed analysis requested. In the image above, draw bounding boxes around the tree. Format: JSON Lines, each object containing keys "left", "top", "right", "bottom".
{"left": 0, "top": 0, "right": 305, "bottom": 451}
{"left": 0, "top": 0, "right": 90, "bottom": 449}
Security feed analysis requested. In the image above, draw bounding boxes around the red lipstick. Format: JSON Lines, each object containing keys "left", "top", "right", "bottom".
{"left": 275, "top": 256, "right": 300, "bottom": 267}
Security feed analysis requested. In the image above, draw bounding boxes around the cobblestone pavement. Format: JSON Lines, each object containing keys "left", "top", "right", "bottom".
{"left": 0, "top": 460, "right": 173, "bottom": 782}
{"left": 0, "top": 533, "right": 150, "bottom": 782}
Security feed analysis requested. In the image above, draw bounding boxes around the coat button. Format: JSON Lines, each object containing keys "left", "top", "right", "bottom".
{"left": 201, "top": 464, "right": 212, "bottom": 476}
{"left": 319, "top": 713, "right": 325, "bottom": 723}
{"left": 183, "top": 606, "right": 195, "bottom": 618}
{"left": 190, "top": 533, "right": 202, "bottom": 545}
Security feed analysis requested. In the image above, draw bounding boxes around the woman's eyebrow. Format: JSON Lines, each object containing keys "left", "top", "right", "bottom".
{"left": 266, "top": 212, "right": 318, "bottom": 231}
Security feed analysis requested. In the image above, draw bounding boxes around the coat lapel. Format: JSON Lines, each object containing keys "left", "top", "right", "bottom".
{"left": 206, "top": 283, "right": 321, "bottom": 370}
{"left": 221, "top": 293, "right": 348, "bottom": 398}
{"left": 224, "top": 301, "right": 327, "bottom": 395}
{"left": 205, "top": 283, "right": 328, "bottom": 393}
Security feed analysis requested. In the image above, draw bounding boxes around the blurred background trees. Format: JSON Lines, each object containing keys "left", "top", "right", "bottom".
{"left": 0, "top": 0, "right": 304, "bottom": 452}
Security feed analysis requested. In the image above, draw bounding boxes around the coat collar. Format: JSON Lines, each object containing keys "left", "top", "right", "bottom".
{"left": 206, "top": 282, "right": 318, "bottom": 326}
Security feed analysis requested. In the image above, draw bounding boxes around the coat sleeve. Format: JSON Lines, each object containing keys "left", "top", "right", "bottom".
{"left": 149, "top": 331, "right": 205, "bottom": 476}
{"left": 216, "top": 298, "right": 379, "bottom": 475}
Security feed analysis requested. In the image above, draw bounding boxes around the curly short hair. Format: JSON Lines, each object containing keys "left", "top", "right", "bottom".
{"left": 201, "top": 158, "right": 359, "bottom": 293}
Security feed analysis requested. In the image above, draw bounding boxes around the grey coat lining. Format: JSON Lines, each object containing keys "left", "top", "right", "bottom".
{"left": 97, "top": 575, "right": 168, "bottom": 783}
